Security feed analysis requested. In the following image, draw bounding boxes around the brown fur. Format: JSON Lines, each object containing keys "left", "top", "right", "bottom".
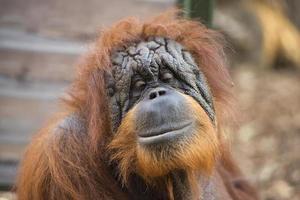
{"left": 16, "top": 10, "right": 258, "bottom": 200}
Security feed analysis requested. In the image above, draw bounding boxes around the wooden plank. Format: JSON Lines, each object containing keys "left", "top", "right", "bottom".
{"left": 0, "top": 161, "right": 18, "bottom": 190}
{"left": 0, "top": 29, "right": 86, "bottom": 55}
{"left": 0, "top": 49, "right": 78, "bottom": 83}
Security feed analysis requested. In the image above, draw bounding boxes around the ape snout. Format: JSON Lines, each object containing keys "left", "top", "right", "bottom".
{"left": 147, "top": 87, "right": 168, "bottom": 100}
{"left": 135, "top": 87, "right": 194, "bottom": 144}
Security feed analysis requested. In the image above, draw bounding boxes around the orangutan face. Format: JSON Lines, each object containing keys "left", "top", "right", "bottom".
{"left": 107, "top": 37, "right": 219, "bottom": 179}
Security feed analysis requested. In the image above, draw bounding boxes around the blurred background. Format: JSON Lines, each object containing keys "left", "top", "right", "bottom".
{"left": 0, "top": 0, "right": 299, "bottom": 199}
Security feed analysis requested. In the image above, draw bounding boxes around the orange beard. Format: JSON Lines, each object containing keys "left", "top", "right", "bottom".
{"left": 107, "top": 94, "right": 220, "bottom": 185}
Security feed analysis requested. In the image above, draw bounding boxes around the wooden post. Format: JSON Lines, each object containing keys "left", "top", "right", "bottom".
{"left": 177, "top": 0, "right": 214, "bottom": 27}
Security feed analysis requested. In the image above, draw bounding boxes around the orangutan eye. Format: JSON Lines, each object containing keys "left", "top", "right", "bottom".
{"left": 108, "top": 87, "right": 115, "bottom": 97}
{"left": 161, "top": 72, "right": 173, "bottom": 82}
{"left": 134, "top": 80, "right": 146, "bottom": 89}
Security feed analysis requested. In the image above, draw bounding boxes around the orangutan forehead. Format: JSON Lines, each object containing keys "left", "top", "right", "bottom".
{"left": 111, "top": 37, "right": 199, "bottom": 82}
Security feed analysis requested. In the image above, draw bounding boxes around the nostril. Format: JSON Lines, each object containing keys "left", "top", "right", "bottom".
{"left": 149, "top": 92, "right": 157, "bottom": 100}
{"left": 158, "top": 90, "right": 166, "bottom": 96}
{"left": 148, "top": 88, "right": 168, "bottom": 100}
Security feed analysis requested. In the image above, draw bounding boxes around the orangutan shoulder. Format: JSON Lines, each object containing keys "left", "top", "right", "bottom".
{"left": 53, "top": 113, "right": 86, "bottom": 135}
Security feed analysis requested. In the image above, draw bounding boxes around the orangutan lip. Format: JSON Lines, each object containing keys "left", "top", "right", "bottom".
{"left": 138, "top": 121, "right": 193, "bottom": 139}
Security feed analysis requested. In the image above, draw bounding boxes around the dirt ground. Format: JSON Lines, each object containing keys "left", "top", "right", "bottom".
{"left": 232, "top": 67, "right": 300, "bottom": 200}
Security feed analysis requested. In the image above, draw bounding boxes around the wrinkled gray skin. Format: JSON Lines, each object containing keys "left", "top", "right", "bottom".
{"left": 106, "top": 37, "right": 215, "bottom": 132}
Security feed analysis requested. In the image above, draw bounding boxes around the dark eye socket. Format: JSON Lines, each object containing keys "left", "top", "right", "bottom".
{"left": 161, "top": 72, "right": 174, "bottom": 82}
{"left": 108, "top": 87, "right": 114, "bottom": 97}
{"left": 134, "top": 80, "right": 146, "bottom": 89}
